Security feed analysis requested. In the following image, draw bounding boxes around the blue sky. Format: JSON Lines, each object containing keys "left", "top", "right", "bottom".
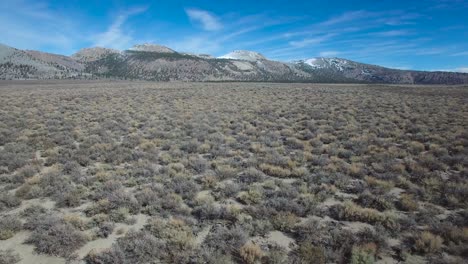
{"left": 1, "top": 0, "right": 467, "bottom": 72}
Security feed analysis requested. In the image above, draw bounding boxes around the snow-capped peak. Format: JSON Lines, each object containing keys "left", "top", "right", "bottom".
{"left": 130, "top": 43, "right": 176, "bottom": 53}
{"left": 218, "top": 50, "right": 267, "bottom": 61}
{"left": 304, "top": 58, "right": 318, "bottom": 67}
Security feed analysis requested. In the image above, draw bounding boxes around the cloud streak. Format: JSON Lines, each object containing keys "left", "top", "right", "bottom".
{"left": 185, "top": 8, "right": 222, "bottom": 31}
{"left": 93, "top": 7, "right": 147, "bottom": 50}
{"left": 0, "top": 0, "right": 77, "bottom": 54}
{"left": 289, "top": 34, "right": 335, "bottom": 48}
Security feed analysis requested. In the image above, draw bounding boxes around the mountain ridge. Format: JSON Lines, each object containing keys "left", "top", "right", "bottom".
{"left": 1, "top": 43, "right": 467, "bottom": 84}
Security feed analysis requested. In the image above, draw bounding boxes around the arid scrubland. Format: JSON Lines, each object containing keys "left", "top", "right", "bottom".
{"left": 0, "top": 81, "right": 467, "bottom": 264}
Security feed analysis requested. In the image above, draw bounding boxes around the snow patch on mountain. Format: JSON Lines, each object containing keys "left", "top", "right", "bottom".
{"left": 181, "top": 52, "right": 215, "bottom": 59}
{"left": 219, "top": 50, "right": 267, "bottom": 61}
{"left": 232, "top": 61, "right": 254, "bottom": 71}
{"left": 303, "top": 57, "right": 352, "bottom": 71}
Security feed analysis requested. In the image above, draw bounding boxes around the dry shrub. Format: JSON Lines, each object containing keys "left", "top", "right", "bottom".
{"left": 398, "top": 194, "right": 418, "bottom": 211}
{"left": 200, "top": 175, "right": 218, "bottom": 188}
{"left": 215, "top": 165, "right": 238, "bottom": 180}
{"left": 238, "top": 187, "right": 263, "bottom": 205}
{"left": 271, "top": 212, "right": 300, "bottom": 232}
{"left": 85, "top": 199, "right": 111, "bottom": 216}
{"left": 0, "top": 216, "right": 22, "bottom": 240}
{"left": 25, "top": 216, "right": 87, "bottom": 257}
{"left": 297, "top": 242, "right": 326, "bottom": 264}
{"left": 409, "top": 141, "right": 425, "bottom": 154}
{"left": 414, "top": 231, "right": 443, "bottom": 254}
{"left": 0, "top": 193, "right": 21, "bottom": 211}
{"left": 0, "top": 249, "right": 21, "bottom": 264}
{"left": 63, "top": 214, "right": 88, "bottom": 231}
{"left": 364, "top": 176, "right": 394, "bottom": 192}
{"left": 198, "top": 143, "right": 211, "bottom": 153}
{"left": 145, "top": 218, "right": 195, "bottom": 251}
{"left": 265, "top": 244, "right": 288, "bottom": 264}
{"left": 348, "top": 162, "right": 364, "bottom": 177}
{"left": 350, "top": 243, "right": 376, "bottom": 264}
{"left": 239, "top": 242, "right": 263, "bottom": 264}
{"left": 85, "top": 230, "right": 166, "bottom": 263}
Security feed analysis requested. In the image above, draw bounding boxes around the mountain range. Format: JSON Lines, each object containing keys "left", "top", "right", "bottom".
{"left": 1, "top": 43, "right": 467, "bottom": 84}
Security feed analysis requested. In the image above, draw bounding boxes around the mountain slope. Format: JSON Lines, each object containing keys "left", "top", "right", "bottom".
{"left": 1, "top": 43, "right": 467, "bottom": 84}
{"left": 25, "top": 50, "right": 84, "bottom": 71}
{"left": 296, "top": 57, "right": 468, "bottom": 85}
{"left": 0, "top": 44, "right": 84, "bottom": 79}
{"left": 129, "top": 43, "right": 175, "bottom": 53}
{"left": 71, "top": 47, "right": 120, "bottom": 63}
{"left": 84, "top": 50, "right": 309, "bottom": 81}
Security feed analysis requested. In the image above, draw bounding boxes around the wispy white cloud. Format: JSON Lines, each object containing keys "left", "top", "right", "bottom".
{"left": 319, "top": 51, "right": 340, "bottom": 57}
{"left": 374, "top": 30, "right": 411, "bottom": 37}
{"left": 93, "top": 7, "right": 148, "bottom": 50}
{"left": 170, "top": 11, "right": 301, "bottom": 55}
{"left": 162, "top": 35, "right": 222, "bottom": 54}
{"left": 451, "top": 51, "right": 468, "bottom": 56}
{"left": 185, "top": 8, "right": 222, "bottom": 31}
{"left": 289, "top": 34, "right": 335, "bottom": 48}
{"left": 378, "top": 12, "right": 421, "bottom": 26}
{"left": 0, "top": 0, "right": 76, "bottom": 54}
{"left": 320, "top": 10, "right": 374, "bottom": 26}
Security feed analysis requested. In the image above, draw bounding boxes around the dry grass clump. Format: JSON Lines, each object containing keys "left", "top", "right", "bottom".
{"left": 331, "top": 201, "right": 398, "bottom": 229}
{"left": 259, "top": 163, "right": 291, "bottom": 178}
